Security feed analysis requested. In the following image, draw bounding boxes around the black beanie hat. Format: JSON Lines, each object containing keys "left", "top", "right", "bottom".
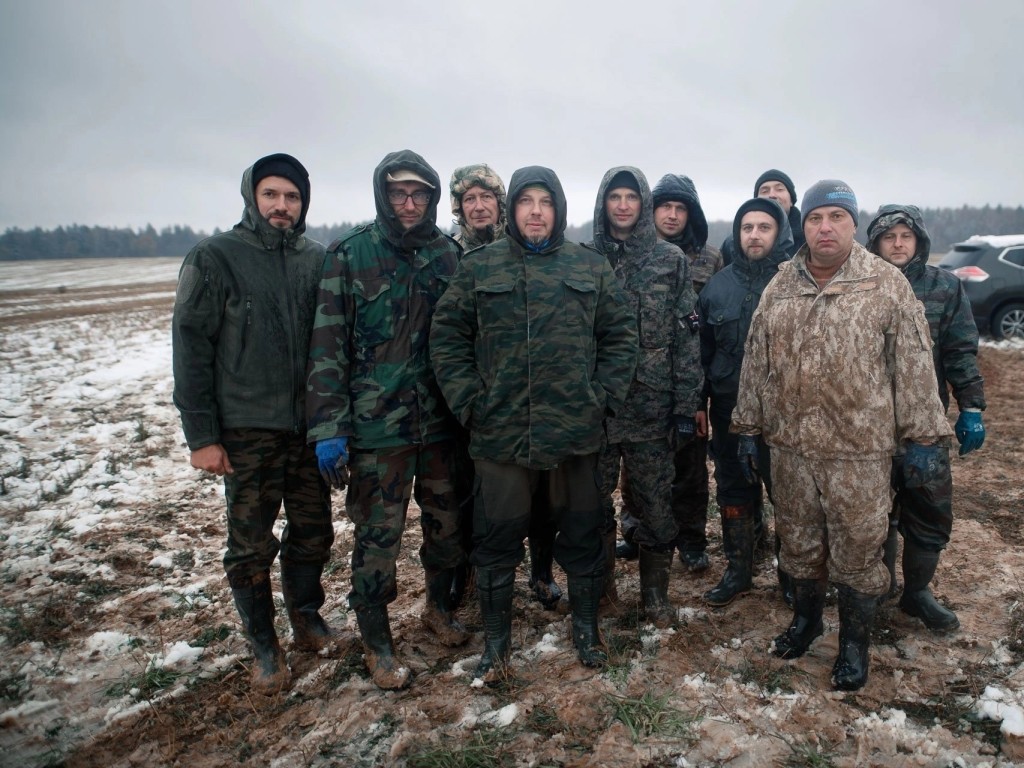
{"left": 606, "top": 170, "right": 640, "bottom": 196}
{"left": 252, "top": 153, "right": 310, "bottom": 204}
{"left": 754, "top": 169, "right": 797, "bottom": 205}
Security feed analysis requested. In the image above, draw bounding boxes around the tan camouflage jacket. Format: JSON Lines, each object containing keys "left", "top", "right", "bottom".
{"left": 731, "top": 242, "right": 952, "bottom": 459}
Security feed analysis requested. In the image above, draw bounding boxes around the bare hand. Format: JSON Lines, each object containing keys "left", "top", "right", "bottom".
{"left": 190, "top": 444, "right": 234, "bottom": 476}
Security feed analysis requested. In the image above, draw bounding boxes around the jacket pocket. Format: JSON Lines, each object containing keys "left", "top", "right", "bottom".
{"left": 638, "top": 286, "right": 672, "bottom": 348}
{"left": 635, "top": 346, "right": 671, "bottom": 391}
{"left": 476, "top": 282, "right": 515, "bottom": 330}
{"left": 352, "top": 278, "right": 394, "bottom": 347}
{"left": 562, "top": 278, "right": 597, "bottom": 326}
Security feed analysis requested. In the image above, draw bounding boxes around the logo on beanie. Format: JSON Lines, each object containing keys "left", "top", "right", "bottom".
{"left": 824, "top": 186, "right": 856, "bottom": 204}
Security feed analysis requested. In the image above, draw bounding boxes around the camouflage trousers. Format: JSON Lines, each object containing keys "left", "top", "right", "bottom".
{"left": 220, "top": 428, "right": 333, "bottom": 587}
{"left": 771, "top": 447, "right": 890, "bottom": 595}
{"left": 600, "top": 438, "right": 677, "bottom": 551}
{"left": 890, "top": 450, "right": 954, "bottom": 552}
{"left": 344, "top": 441, "right": 462, "bottom": 610}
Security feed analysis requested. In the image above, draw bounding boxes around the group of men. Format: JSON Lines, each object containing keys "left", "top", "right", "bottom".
{"left": 172, "top": 150, "right": 985, "bottom": 697}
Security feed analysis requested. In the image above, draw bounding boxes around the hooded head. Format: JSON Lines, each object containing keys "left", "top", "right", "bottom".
{"left": 240, "top": 153, "right": 311, "bottom": 234}
{"left": 449, "top": 163, "right": 507, "bottom": 248}
{"left": 731, "top": 197, "right": 794, "bottom": 267}
{"left": 592, "top": 166, "right": 655, "bottom": 255}
{"left": 373, "top": 149, "right": 443, "bottom": 249}
{"left": 506, "top": 166, "right": 567, "bottom": 253}
{"left": 867, "top": 204, "right": 931, "bottom": 272}
{"left": 650, "top": 174, "right": 709, "bottom": 254}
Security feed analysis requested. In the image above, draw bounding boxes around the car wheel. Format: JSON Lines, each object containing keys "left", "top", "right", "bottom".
{"left": 992, "top": 302, "right": 1024, "bottom": 340}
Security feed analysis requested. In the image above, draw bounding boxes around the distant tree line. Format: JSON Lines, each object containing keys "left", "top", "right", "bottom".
{"left": 2, "top": 205, "right": 1023, "bottom": 261}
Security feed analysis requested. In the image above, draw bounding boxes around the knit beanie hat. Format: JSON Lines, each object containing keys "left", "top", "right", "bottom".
{"left": 802, "top": 179, "right": 858, "bottom": 227}
{"left": 252, "top": 153, "right": 310, "bottom": 204}
{"left": 754, "top": 169, "right": 797, "bottom": 205}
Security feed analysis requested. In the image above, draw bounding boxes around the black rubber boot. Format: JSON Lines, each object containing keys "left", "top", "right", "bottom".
{"left": 355, "top": 605, "right": 410, "bottom": 690}
{"left": 231, "top": 571, "right": 290, "bottom": 694}
{"left": 881, "top": 520, "right": 900, "bottom": 602}
{"left": 528, "top": 522, "right": 566, "bottom": 612}
{"left": 568, "top": 573, "right": 607, "bottom": 668}
{"left": 832, "top": 584, "right": 878, "bottom": 691}
{"left": 422, "top": 568, "right": 470, "bottom": 646}
{"left": 600, "top": 529, "right": 624, "bottom": 617}
{"left": 638, "top": 546, "right": 675, "bottom": 627}
{"left": 281, "top": 560, "right": 341, "bottom": 652}
{"left": 475, "top": 568, "right": 516, "bottom": 683}
{"left": 773, "top": 578, "right": 826, "bottom": 659}
{"left": 615, "top": 538, "right": 639, "bottom": 560}
{"left": 775, "top": 533, "right": 795, "bottom": 608}
{"left": 899, "top": 543, "right": 960, "bottom": 631}
{"left": 704, "top": 505, "right": 754, "bottom": 607}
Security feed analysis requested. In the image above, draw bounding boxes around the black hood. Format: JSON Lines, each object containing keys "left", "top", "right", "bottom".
{"left": 866, "top": 204, "right": 931, "bottom": 274}
{"left": 731, "top": 197, "right": 794, "bottom": 271}
{"left": 591, "top": 166, "right": 656, "bottom": 256}
{"left": 239, "top": 153, "right": 310, "bottom": 237}
{"left": 650, "top": 173, "right": 709, "bottom": 252}
{"left": 505, "top": 166, "right": 567, "bottom": 252}
{"left": 373, "top": 149, "right": 443, "bottom": 250}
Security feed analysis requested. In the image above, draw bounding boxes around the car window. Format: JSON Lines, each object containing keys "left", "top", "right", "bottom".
{"left": 1000, "top": 247, "right": 1024, "bottom": 268}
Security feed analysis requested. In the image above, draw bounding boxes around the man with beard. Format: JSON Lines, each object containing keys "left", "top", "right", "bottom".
{"left": 722, "top": 169, "right": 804, "bottom": 264}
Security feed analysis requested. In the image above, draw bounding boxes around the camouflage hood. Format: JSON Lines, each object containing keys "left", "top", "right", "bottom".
{"left": 591, "top": 166, "right": 656, "bottom": 258}
{"left": 372, "top": 149, "right": 444, "bottom": 250}
{"left": 867, "top": 204, "right": 932, "bottom": 278}
{"left": 237, "top": 153, "right": 310, "bottom": 246}
{"left": 505, "top": 165, "right": 567, "bottom": 252}
{"left": 731, "top": 197, "right": 794, "bottom": 274}
{"left": 449, "top": 163, "right": 507, "bottom": 249}
{"left": 650, "top": 173, "right": 709, "bottom": 254}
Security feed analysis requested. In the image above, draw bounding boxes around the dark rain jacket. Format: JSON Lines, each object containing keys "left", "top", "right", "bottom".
{"left": 650, "top": 173, "right": 722, "bottom": 293}
{"left": 867, "top": 205, "right": 985, "bottom": 413}
{"left": 699, "top": 198, "right": 793, "bottom": 402}
{"left": 172, "top": 154, "right": 324, "bottom": 450}
{"left": 589, "top": 166, "right": 702, "bottom": 443}
{"left": 429, "top": 166, "right": 638, "bottom": 469}
{"left": 721, "top": 206, "right": 804, "bottom": 266}
{"left": 305, "top": 150, "right": 461, "bottom": 449}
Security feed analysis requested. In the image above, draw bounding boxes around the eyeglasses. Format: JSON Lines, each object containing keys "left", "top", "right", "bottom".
{"left": 387, "top": 189, "right": 432, "bottom": 206}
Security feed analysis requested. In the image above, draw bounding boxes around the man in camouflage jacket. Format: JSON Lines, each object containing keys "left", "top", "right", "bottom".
{"left": 172, "top": 153, "right": 335, "bottom": 694}
{"left": 430, "top": 166, "right": 637, "bottom": 680}
{"left": 589, "top": 167, "right": 703, "bottom": 626}
{"left": 305, "top": 149, "right": 465, "bottom": 690}
{"left": 868, "top": 204, "right": 986, "bottom": 632}
{"left": 732, "top": 180, "right": 952, "bottom": 691}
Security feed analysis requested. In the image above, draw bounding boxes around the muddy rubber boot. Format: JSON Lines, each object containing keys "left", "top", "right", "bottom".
{"left": 775, "top": 533, "right": 795, "bottom": 608}
{"left": 568, "top": 573, "right": 607, "bottom": 668}
{"left": 280, "top": 560, "right": 342, "bottom": 653}
{"left": 615, "top": 537, "right": 639, "bottom": 560}
{"left": 355, "top": 605, "right": 410, "bottom": 690}
{"left": 832, "top": 584, "right": 878, "bottom": 691}
{"left": 422, "top": 568, "right": 470, "bottom": 647}
{"left": 638, "top": 546, "right": 676, "bottom": 628}
{"left": 881, "top": 521, "right": 900, "bottom": 602}
{"left": 704, "top": 505, "right": 754, "bottom": 607}
{"left": 475, "top": 568, "right": 515, "bottom": 684}
{"left": 899, "top": 543, "right": 960, "bottom": 631}
{"left": 231, "top": 571, "right": 290, "bottom": 694}
{"left": 528, "top": 522, "right": 566, "bottom": 613}
{"left": 773, "top": 578, "right": 826, "bottom": 659}
{"left": 599, "top": 529, "right": 624, "bottom": 617}
{"left": 450, "top": 562, "right": 473, "bottom": 612}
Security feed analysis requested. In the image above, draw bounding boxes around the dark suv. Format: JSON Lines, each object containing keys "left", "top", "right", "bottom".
{"left": 939, "top": 235, "right": 1024, "bottom": 340}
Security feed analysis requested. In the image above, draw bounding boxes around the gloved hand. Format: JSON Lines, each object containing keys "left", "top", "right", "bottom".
{"left": 315, "top": 437, "right": 349, "bottom": 488}
{"left": 737, "top": 434, "right": 760, "bottom": 485}
{"left": 673, "top": 415, "right": 697, "bottom": 448}
{"left": 954, "top": 410, "right": 985, "bottom": 456}
{"left": 902, "top": 441, "right": 945, "bottom": 488}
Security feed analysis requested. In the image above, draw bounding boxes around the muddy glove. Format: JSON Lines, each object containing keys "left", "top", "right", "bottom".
{"left": 902, "top": 441, "right": 944, "bottom": 488}
{"left": 315, "top": 437, "right": 349, "bottom": 489}
{"left": 737, "top": 434, "right": 760, "bottom": 485}
{"left": 673, "top": 415, "right": 697, "bottom": 449}
{"left": 954, "top": 410, "right": 985, "bottom": 456}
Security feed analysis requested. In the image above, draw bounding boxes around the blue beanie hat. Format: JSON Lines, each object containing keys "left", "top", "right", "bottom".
{"left": 802, "top": 179, "right": 858, "bottom": 227}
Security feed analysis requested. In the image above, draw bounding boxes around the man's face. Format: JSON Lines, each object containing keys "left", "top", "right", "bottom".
{"left": 757, "top": 180, "right": 793, "bottom": 214}
{"left": 256, "top": 176, "right": 302, "bottom": 230}
{"left": 654, "top": 201, "right": 688, "bottom": 239}
{"left": 514, "top": 186, "right": 555, "bottom": 245}
{"left": 739, "top": 210, "right": 778, "bottom": 261}
{"left": 875, "top": 223, "right": 917, "bottom": 267}
{"left": 605, "top": 187, "right": 642, "bottom": 238}
{"left": 387, "top": 180, "right": 431, "bottom": 231}
{"left": 461, "top": 184, "right": 500, "bottom": 234}
{"left": 804, "top": 206, "right": 856, "bottom": 263}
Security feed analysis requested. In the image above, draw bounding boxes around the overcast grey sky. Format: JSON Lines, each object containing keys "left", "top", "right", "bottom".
{"left": 2, "top": 0, "right": 1022, "bottom": 233}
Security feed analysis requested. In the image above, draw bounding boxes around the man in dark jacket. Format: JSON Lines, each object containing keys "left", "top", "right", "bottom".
{"left": 722, "top": 169, "right": 804, "bottom": 264}
{"left": 172, "top": 153, "right": 335, "bottom": 695}
{"left": 306, "top": 150, "right": 465, "bottom": 690}
{"left": 699, "top": 198, "right": 793, "bottom": 608}
{"left": 430, "top": 166, "right": 637, "bottom": 681}
{"left": 868, "top": 204, "right": 986, "bottom": 632}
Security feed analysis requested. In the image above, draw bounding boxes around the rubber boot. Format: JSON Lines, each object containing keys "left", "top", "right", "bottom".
{"left": 776, "top": 534, "right": 795, "bottom": 608}
{"left": 422, "top": 568, "right": 470, "bottom": 646}
{"left": 355, "top": 605, "right": 410, "bottom": 690}
{"left": 638, "top": 546, "right": 675, "bottom": 628}
{"left": 231, "top": 571, "right": 290, "bottom": 694}
{"left": 773, "top": 578, "right": 826, "bottom": 659}
{"left": 899, "top": 543, "right": 960, "bottom": 631}
{"left": 281, "top": 560, "right": 342, "bottom": 652}
{"left": 567, "top": 573, "right": 607, "bottom": 668}
{"left": 703, "top": 505, "right": 754, "bottom": 607}
{"left": 528, "top": 522, "right": 567, "bottom": 613}
{"left": 599, "top": 529, "right": 624, "bottom": 617}
{"left": 881, "top": 520, "right": 900, "bottom": 602}
{"left": 475, "top": 568, "right": 516, "bottom": 684}
{"left": 615, "top": 537, "right": 639, "bottom": 560}
{"left": 832, "top": 584, "right": 878, "bottom": 691}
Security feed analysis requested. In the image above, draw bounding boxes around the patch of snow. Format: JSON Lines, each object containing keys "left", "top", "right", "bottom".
{"left": 159, "top": 641, "right": 203, "bottom": 669}
{"left": 977, "top": 685, "right": 1024, "bottom": 737}
{"left": 148, "top": 555, "right": 173, "bottom": 569}
{"left": 85, "top": 631, "right": 135, "bottom": 655}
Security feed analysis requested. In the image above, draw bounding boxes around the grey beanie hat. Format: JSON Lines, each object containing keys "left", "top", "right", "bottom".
{"left": 802, "top": 179, "right": 858, "bottom": 227}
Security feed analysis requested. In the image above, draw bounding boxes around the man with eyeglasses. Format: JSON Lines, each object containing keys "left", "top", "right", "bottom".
{"left": 306, "top": 150, "right": 465, "bottom": 690}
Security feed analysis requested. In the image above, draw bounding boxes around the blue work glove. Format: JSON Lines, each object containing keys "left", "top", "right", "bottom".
{"left": 902, "top": 441, "right": 945, "bottom": 488}
{"left": 954, "top": 410, "right": 985, "bottom": 456}
{"left": 737, "top": 434, "right": 760, "bottom": 485}
{"left": 673, "top": 415, "right": 697, "bottom": 449}
{"left": 315, "top": 437, "right": 349, "bottom": 489}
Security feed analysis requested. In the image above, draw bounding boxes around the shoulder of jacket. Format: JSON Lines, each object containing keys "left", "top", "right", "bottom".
{"left": 328, "top": 224, "right": 373, "bottom": 253}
